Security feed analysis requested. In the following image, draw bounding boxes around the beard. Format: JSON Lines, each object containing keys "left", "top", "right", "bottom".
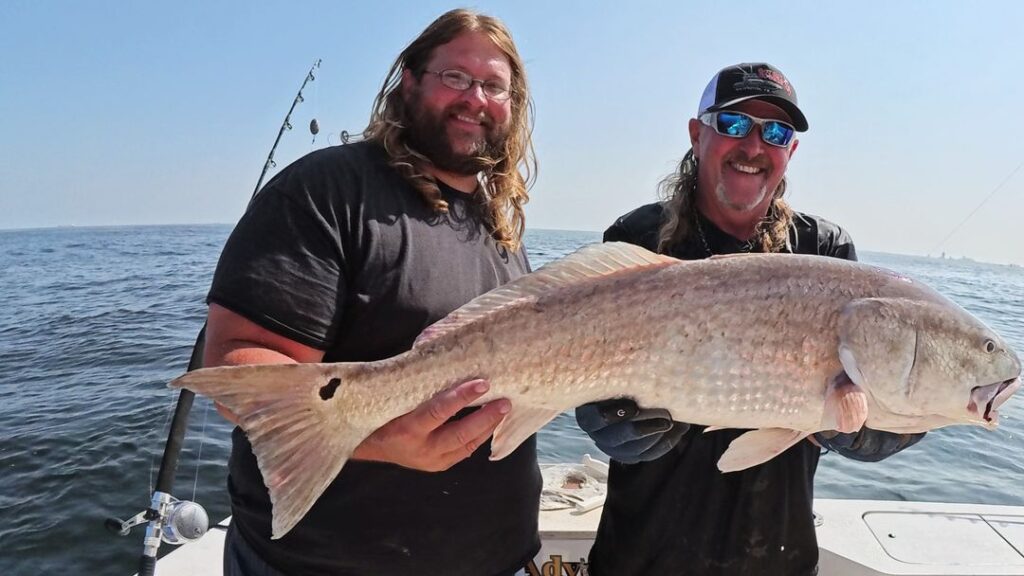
{"left": 715, "top": 181, "right": 770, "bottom": 212}
{"left": 404, "top": 89, "right": 510, "bottom": 175}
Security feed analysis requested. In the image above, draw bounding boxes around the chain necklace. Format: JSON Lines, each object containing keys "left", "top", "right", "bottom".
{"left": 694, "top": 215, "right": 757, "bottom": 256}
{"left": 694, "top": 216, "right": 714, "bottom": 257}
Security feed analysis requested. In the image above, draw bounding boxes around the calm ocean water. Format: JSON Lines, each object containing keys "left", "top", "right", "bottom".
{"left": 1, "top": 224, "right": 1022, "bottom": 575}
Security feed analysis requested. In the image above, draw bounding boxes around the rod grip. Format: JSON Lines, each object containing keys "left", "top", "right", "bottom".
{"left": 138, "top": 555, "right": 156, "bottom": 576}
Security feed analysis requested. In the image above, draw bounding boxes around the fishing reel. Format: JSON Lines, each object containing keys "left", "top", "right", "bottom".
{"left": 106, "top": 492, "right": 210, "bottom": 545}
{"left": 107, "top": 491, "right": 210, "bottom": 575}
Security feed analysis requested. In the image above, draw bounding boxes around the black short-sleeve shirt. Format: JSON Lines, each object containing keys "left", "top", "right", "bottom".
{"left": 208, "top": 141, "right": 541, "bottom": 576}
{"left": 589, "top": 202, "right": 856, "bottom": 576}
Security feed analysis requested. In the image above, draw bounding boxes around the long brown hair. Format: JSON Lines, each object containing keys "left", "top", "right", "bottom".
{"left": 362, "top": 9, "right": 535, "bottom": 251}
{"left": 657, "top": 148, "right": 793, "bottom": 254}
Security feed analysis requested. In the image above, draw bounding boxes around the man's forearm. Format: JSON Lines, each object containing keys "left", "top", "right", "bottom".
{"left": 204, "top": 339, "right": 301, "bottom": 368}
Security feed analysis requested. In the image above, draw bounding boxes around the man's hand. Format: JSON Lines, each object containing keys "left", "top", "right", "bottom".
{"left": 352, "top": 379, "right": 511, "bottom": 472}
{"left": 576, "top": 399, "right": 690, "bottom": 464}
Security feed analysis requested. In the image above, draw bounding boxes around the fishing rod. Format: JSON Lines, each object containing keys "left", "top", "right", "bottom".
{"left": 105, "top": 58, "right": 323, "bottom": 576}
{"left": 104, "top": 331, "right": 210, "bottom": 576}
{"left": 251, "top": 58, "right": 322, "bottom": 205}
{"left": 928, "top": 158, "right": 1024, "bottom": 258}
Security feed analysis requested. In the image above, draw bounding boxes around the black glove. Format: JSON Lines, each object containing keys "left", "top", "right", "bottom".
{"left": 814, "top": 429, "right": 925, "bottom": 462}
{"left": 575, "top": 399, "right": 690, "bottom": 464}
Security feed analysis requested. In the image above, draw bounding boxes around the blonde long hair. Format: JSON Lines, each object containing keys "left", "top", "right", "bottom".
{"left": 657, "top": 149, "right": 793, "bottom": 254}
{"left": 363, "top": 9, "right": 535, "bottom": 251}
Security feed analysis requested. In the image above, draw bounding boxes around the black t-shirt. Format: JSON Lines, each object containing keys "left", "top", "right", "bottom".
{"left": 208, "top": 141, "right": 541, "bottom": 576}
{"left": 588, "top": 202, "right": 856, "bottom": 576}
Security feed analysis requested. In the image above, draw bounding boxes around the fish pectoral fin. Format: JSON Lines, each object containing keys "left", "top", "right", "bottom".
{"left": 703, "top": 425, "right": 730, "bottom": 433}
{"left": 489, "top": 406, "right": 563, "bottom": 461}
{"left": 821, "top": 371, "right": 869, "bottom": 434}
{"left": 717, "top": 428, "right": 809, "bottom": 473}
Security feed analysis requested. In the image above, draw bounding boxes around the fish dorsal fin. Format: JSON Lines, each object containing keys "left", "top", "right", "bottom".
{"left": 414, "top": 242, "right": 679, "bottom": 347}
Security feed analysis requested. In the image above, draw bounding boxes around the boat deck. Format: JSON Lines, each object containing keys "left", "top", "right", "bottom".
{"left": 816, "top": 499, "right": 1024, "bottom": 576}
{"left": 147, "top": 498, "right": 1024, "bottom": 576}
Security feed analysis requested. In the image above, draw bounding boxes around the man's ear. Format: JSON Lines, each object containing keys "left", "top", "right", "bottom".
{"left": 788, "top": 138, "right": 799, "bottom": 158}
{"left": 401, "top": 68, "right": 416, "bottom": 101}
{"left": 688, "top": 118, "right": 702, "bottom": 158}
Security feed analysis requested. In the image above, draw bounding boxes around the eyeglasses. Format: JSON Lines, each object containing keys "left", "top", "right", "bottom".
{"left": 423, "top": 69, "right": 513, "bottom": 102}
{"left": 699, "top": 111, "right": 796, "bottom": 148}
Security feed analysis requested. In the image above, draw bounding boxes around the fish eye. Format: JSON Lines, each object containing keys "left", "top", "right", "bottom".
{"left": 984, "top": 339, "right": 997, "bottom": 353}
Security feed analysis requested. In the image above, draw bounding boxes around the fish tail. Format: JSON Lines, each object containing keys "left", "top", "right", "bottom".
{"left": 170, "top": 362, "right": 368, "bottom": 539}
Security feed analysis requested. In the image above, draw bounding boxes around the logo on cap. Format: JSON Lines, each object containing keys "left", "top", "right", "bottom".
{"left": 757, "top": 67, "right": 792, "bottom": 96}
{"left": 732, "top": 65, "right": 793, "bottom": 97}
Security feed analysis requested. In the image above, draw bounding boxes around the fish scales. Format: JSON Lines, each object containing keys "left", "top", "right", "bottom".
{"left": 352, "top": 255, "right": 888, "bottom": 431}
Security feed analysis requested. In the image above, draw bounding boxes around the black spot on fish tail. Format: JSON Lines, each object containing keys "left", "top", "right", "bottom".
{"left": 319, "top": 378, "right": 341, "bottom": 400}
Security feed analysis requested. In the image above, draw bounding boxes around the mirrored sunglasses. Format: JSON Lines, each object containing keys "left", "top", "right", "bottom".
{"left": 699, "top": 111, "right": 796, "bottom": 148}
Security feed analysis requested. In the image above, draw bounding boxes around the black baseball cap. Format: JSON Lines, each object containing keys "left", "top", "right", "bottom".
{"left": 697, "top": 63, "right": 808, "bottom": 131}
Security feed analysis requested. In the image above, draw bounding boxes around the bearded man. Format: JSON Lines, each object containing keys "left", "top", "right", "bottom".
{"left": 204, "top": 9, "right": 540, "bottom": 576}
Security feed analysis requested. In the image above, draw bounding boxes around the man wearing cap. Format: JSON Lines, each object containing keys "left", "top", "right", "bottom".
{"left": 576, "top": 63, "right": 925, "bottom": 575}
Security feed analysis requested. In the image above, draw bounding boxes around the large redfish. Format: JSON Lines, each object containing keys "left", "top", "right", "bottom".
{"left": 171, "top": 242, "right": 1021, "bottom": 538}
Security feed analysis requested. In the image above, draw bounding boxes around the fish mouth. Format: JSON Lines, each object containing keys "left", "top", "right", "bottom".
{"left": 969, "top": 378, "right": 1021, "bottom": 426}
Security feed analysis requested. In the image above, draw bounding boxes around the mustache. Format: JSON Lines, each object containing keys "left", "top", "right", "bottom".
{"left": 726, "top": 153, "right": 771, "bottom": 169}
{"left": 447, "top": 102, "right": 494, "bottom": 129}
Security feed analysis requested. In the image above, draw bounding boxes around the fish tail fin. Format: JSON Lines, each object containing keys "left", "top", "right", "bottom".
{"left": 171, "top": 362, "right": 368, "bottom": 539}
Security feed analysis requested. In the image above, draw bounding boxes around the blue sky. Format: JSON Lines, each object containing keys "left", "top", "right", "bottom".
{"left": 2, "top": 1, "right": 1022, "bottom": 265}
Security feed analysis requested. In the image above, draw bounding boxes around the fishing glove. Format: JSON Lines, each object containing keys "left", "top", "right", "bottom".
{"left": 814, "top": 429, "right": 926, "bottom": 462}
{"left": 575, "top": 399, "right": 689, "bottom": 464}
